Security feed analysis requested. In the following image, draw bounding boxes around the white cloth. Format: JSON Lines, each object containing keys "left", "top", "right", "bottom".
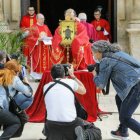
{"left": 42, "top": 36, "right": 52, "bottom": 45}
{"left": 35, "top": 37, "right": 52, "bottom": 45}
{"left": 30, "top": 72, "right": 42, "bottom": 80}
{"left": 44, "top": 78, "right": 78, "bottom": 122}
{"left": 103, "top": 29, "right": 109, "bottom": 35}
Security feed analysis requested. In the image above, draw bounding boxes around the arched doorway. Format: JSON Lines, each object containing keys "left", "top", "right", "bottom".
{"left": 30, "top": 0, "right": 117, "bottom": 42}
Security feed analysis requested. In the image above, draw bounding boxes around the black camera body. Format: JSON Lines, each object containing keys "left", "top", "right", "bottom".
{"left": 87, "top": 63, "right": 99, "bottom": 74}
{"left": 62, "top": 64, "right": 71, "bottom": 76}
{"left": 87, "top": 63, "right": 110, "bottom": 95}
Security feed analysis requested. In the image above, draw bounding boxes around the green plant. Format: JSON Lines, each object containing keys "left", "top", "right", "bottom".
{"left": 0, "top": 33, "right": 9, "bottom": 51}
{"left": 8, "top": 32, "right": 21, "bottom": 54}
{"left": 0, "top": 30, "right": 25, "bottom": 63}
{"left": 1, "top": 30, "right": 24, "bottom": 54}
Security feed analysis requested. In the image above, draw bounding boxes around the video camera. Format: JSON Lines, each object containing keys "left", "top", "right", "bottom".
{"left": 87, "top": 63, "right": 100, "bottom": 74}
{"left": 62, "top": 64, "right": 71, "bottom": 76}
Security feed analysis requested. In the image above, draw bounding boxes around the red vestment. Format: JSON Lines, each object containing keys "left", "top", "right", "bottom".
{"left": 80, "top": 21, "right": 98, "bottom": 42}
{"left": 20, "top": 14, "right": 37, "bottom": 57}
{"left": 51, "top": 21, "right": 94, "bottom": 70}
{"left": 25, "top": 24, "right": 52, "bottom": 73}
{"left": 91, "top": 19, "right": 111, "bottom": 41}
{"left": 20, "top": 14, "right": 37, "bottom": 29}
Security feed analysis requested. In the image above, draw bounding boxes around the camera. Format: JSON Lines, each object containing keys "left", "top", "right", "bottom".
{"left": 87, "top": 63, "right": 99, "bottom": 74}
{"left": 89, "top": 39, "right": 94, "bottom": 43}
{"left": 62, "top": 64, "right": 71, "bottom": 76}
{"left": 87, "top": 63, "right": 110, "bottom": 95}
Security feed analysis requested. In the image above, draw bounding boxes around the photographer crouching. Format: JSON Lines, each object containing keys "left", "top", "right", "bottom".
{"left": 43, "top": 64, "right": 102, "bottom": 140}
{"left": 91, "top": 40, "right": 140, "bottom": 139}
{"left": 0, "top": 60, "right": 32, "bottom": 139}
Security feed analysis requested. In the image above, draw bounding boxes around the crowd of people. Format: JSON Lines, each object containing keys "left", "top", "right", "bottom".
{"left": 20, "top": 6, "right": 111, "bottom": 80}
{"left": 0, "top": 54, "right": 33, "bottom": 139}
{"left": 0, "top": 5, "right": 140, "bottom": 140}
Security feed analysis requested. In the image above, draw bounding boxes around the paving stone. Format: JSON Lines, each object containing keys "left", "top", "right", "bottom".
{"left": 1, "top": 80, "right": 140, "bottom": 139}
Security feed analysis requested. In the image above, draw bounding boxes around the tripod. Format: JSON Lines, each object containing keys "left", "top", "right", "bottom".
{"left": 96, "top": 89, "right": 112, "bottom": 121}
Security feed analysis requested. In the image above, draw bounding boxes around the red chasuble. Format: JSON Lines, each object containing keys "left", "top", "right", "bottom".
{"left": 51, "top": 21, "right": 94, "bottom": 70}
{"left": 20, "top": 14, "right": 37, "bottom": 57}
{"left": 20, "top": 14, "right": 37, "bottom": 29}
{"left": 91, "top": 19, "right": 111, "bottom": 41}
{"left": 25, "top": 24, "right": 52, "bottom": 73}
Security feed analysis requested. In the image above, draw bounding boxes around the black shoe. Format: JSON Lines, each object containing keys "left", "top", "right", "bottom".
{"left": 111, "top": 129, "right": 130, "bottom": 140}
{"left": 75, "top": 126, "right": 86, "bottom": 140}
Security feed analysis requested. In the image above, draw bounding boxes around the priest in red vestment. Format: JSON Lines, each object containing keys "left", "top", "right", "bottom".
{"left": 25, "top": 13, "right": 52, "bottom": 80}
{"left": 51, "top": 8, "right": 94, "bottom": 70}
{"left": 78, "top": 12, "right": 98, "bottom": 42}
{"left": 20, "top": 6, "right": 37, "bottom": 29}
{"left": 91, "top": 9, "right": 111, "bottom": 42}
{"left": 20, "top": 6, "right": 37, "bottom": 58}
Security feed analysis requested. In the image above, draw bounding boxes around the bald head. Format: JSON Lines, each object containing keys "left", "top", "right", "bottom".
{"left": 78, "top": 13, "right": 87, "bottom": 21}
{"left": 36, "top": 13, "right": 44, "bottom": 19}
{"left": 36, "top": 13, "right": 45, "bottom": 25}
{"left": 64, "top": 8, "right": 76, "bottom": 20}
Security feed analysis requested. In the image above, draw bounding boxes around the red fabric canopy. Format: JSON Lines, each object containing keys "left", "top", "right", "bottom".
{"left": 26, "top": 71, "right": 100, "bottom": 122}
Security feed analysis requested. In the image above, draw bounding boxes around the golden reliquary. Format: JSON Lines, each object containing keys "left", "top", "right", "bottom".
{"left": 59, "top": 20, "right": 76, "bottom": 47}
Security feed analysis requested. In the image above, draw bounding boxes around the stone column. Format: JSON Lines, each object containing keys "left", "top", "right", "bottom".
{"left": 117, "top": 0, "right": 130, "bottom": 52}
{"left": 0, "top": 0, "right": 9, "bottom": 32}
{"left": 11, "top": 0, "right": 21, "bottom": 21}
{"left": 0, "top": 0, "right": 4, "bottom": 21}
{"left": 126, "top": 0, "right": 140, "bottom": 60}
{"left": 130, "top": 0, "right": 140, "bottom": 20}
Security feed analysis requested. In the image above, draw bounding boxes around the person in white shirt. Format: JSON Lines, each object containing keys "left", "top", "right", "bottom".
{"left": 44, "top": 64, "right": 86, "bottom": 122}
{"left": 43, "top": 64, "right": 102, "bottom": 140}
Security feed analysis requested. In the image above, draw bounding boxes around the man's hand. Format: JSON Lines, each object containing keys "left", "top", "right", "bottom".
{"left": 22, "top": 30, "right": 29, "bottom": 39}
{"left": 92, "top": 69, "right": 97, "bottom": 76}
{"left": 60, "top": 42, "right": 65, "bottom": 46}
{"left": 67, "top": 64, "right": 75, "bottom": 78}
{"left": 38, "top": 37, "right": 42, "bottom": 41}
{"left": 96, "top": 26, "right": 101, "bottom": 31}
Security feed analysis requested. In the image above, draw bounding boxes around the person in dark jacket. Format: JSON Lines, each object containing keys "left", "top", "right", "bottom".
{"left": 91, "top": 40, "right": 140, "bottom": 140}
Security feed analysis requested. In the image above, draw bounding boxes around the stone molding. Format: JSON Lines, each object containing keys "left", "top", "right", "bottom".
{"left": 11, "top": 0, "right": 20, "bottom": 21}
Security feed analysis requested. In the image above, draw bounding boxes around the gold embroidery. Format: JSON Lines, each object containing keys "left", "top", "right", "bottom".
{"left": 43, "top": 44, "right": 47, "bottom": 71}
{"left": 30, "top": 19, "right": 33, "bottom": 27}
{"left": 51, "top": 48, "right": 65, "bottom": 61}
{"left": 74, "top": 46, "right": 84, "bottom": 70}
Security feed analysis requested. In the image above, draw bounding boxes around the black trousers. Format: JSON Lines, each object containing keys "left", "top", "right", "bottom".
{"left": 45, "top": 118, "right": 102, "bottom": 140}
{"left": 0, "top": 108, "right": 28, "bottom": 140}
{"left": 46, "top": 118, "right": 85, "bottom": 140}
{"left": 0, "top": 108, "right": 21, "bottom": 140}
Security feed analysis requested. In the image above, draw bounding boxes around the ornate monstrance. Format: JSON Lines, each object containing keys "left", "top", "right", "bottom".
{"left": 59, "top": 20, "right": 76, "bottom": 47}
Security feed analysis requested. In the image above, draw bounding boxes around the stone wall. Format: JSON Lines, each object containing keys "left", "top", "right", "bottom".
{"left": 0, "top": 0, "right": 4, "bottom": 21}
{"left": 117, "top": 0, "right": 130, "bottom": 52}
{"left": 117, "top": 0, "right": 140, "bottom": 61}
{"left": 0, "top": 0, "right": 21, "bottom": 30}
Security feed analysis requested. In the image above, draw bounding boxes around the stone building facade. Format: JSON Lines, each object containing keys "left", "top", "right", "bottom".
{"left": 0, "top": 0, "right": 140, "bottom": 60}
{"left": 117, "top": 0, "right": 140, "bottom": 60}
